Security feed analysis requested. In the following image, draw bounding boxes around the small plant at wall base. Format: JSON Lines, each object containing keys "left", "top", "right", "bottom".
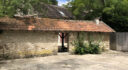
{"left": 73, "top": 41, "right": 101, "bottom": 55}
{"left": 73, "top": 33, "right": 101, "bottom": 55}
{"left": 73, "top": 39, "right": 88, "bottom": 55}
{"left": 87, "top": 41, "right": 101, "bottom": 54}
{"left": 72, "top": 33, "right": 87, "bottom": 54}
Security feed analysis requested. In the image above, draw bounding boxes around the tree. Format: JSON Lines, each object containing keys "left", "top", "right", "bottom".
{"left": 50, "top": 0, "right": 58, "bottom": 5}
{"left": 66, "top": 0, "right": 104, "bottom": 20}
{"left": 102, "top": 0, "right": 128, "bottom": 31}
{"left": 0, "top": 0, "right": 58, "bottom": 17}
{"left": 66, "top": 0, "right": 128, "bottom": 32}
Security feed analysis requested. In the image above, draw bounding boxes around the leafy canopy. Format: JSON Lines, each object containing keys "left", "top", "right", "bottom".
{"left": 0, "top": 0, "right": 58, "bottom": 17}
{"left": 66, "top": 0, "right": 128, "bottom": 32}
{"left": 102, "top": 0, "right": 128, "bottom": 31}
{"left": 67, "top": 0, "right": 104, "bottom": 20}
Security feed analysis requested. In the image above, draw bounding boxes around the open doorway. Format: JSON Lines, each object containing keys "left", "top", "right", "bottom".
{"left": 58, "top": 32, "right": 69, "bottom": 52}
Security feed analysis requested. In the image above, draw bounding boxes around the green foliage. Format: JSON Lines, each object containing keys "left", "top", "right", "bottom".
{"left": 102, "top": 0, "right": 128, "bottom": 32}
{"left": 87, "top": 41, "right": 101, "bottom": 54}
{"left": 66, "top": 0, "right": 128, "bottom": 31}
{"left": 73, "top": 33, "right": 88, "bottom": 54}
{"left": 74, "top": 41, "right": 101, "bottom": 55}
{"left": 74, "top": 46, "right": 87, "bottom": 55}
{"left": 73, "top": 33, "right": 101, "bottom": 55}
{"left": 67, "top": 0, "right": 104, "bottom": 20}
{"left": 50, "top": 0, "right": 58, "bottom": 5}
{"left": 0, "top": 0, "right": 58, "bottom": 17}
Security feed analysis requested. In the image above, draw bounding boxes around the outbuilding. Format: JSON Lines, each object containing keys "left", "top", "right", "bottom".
{"left": 0, "top": 16, "right": 114, "bottom": 58}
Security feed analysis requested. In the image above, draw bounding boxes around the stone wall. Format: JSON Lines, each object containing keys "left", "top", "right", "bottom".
{"left": 0, "top": 31, "right": 111, "bottom": 58}
{"left": 0, "top": 31, "right": 58, "bottom": 58}
{"left": 68, "top": 32, "right": 110, "bottom": 53}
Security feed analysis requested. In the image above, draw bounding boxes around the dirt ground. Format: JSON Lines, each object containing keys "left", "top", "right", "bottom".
{"left": 0, "top": 50, "right": 128, "bottom": 70}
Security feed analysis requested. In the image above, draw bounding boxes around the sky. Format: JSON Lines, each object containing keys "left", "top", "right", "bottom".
{"left": 57, "top": 0, "right": 68, "bottom": 6}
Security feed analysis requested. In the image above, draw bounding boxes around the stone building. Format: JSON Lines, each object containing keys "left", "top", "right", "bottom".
{"left": 0, "top": 17, "right": 114, "bottom": 58}
{"left": 0, "top": 4, "right": 115, "bottom": 58}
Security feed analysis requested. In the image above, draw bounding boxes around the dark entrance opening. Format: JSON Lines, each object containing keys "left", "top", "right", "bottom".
{"left": 58, "top": 33, "right": 69, "bottom": 52}
{"left": 0, "top": 30, "right": 3, "bottom": 34}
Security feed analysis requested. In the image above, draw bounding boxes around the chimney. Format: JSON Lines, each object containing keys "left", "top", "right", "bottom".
{"left": 95, "top": 17, "right": 100, "bottom": 25}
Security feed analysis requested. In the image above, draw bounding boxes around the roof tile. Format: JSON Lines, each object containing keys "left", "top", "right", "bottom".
{"left": 0, "top": 17, "right": 115, "bottom": 32}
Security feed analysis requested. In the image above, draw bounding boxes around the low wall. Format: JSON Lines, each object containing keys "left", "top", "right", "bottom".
{"left": 0, "top": 31, "right": 58, "bottom": 59}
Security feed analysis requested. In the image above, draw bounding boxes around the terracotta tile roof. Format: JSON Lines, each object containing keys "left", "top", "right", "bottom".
{"left": 0, "top": 17, "right": 115, "bottom": 32}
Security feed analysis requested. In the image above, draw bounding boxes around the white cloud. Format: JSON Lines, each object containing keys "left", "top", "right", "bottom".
{"left": 58, "top": 0, "right": 68, "bottom": 6}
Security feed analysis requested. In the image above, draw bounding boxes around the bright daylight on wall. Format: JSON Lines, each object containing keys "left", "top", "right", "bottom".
{"left": 0, "top": 0, "right": 128, "bottom": 70}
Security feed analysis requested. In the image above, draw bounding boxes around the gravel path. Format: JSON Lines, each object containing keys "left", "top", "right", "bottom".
{"left": 0, "top": 51, "right": 128, "bottom": 70}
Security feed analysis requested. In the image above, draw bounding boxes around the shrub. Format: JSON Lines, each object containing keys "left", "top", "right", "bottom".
{"left": 73, "top": 33, "right": 101, "bottom": 55}
{"left": 73, "top": 41, "right": 101, "bottom": 54}
{"left": 74, "top": 42, "right": 88, "bottom": 55}
{"left": 73, "top": 33, "right": 87, "bottom": 55}
{"left": 87, "top": 41, "right": 101, "bottom": 54}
